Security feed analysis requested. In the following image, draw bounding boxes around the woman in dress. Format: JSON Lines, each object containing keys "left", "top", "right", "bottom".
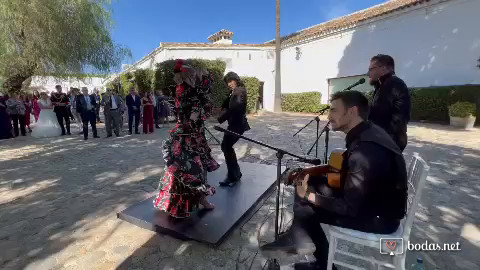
{"left": 153, "top": 59, "right": 220, "bottom": 218}
{"left": 0, "top": 94, "right": 13, "bottom": 140}
{"left": 31, "top": 92, "right": 62, "bottom": 138}
{"left": 156, "top": 89, "right": 171, "bottom": 128}
{"left": 141, "top": 92, "right": 154, "bottom": 134}
{"left": 21, "top": 94, "right": 33, "bottom": 132}
{"left": 32, "top": 90, "right": 41, "bottom": 122}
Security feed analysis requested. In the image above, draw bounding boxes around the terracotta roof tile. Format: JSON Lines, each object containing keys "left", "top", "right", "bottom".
{"left": 272, "top": 0, "right": 430, "bottom": 46}
{"left": 160, "top": 42, "right": 274, "bottom": 48}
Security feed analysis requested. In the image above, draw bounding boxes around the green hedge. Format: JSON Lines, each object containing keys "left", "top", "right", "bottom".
{"left": 154, "top": 59, "right": 229, "bottom": 107}
{"left": 241, "top": 76, "right": 261, "bottom": 114}
{"left": 366, "top": 85, "right": 480, "bottom": 123}
{"left": 281, "top": 92, "right": 325, "bottom": 113}
{"left": 134, "top": 69, "right": 154, "bottom": 94}
{"left": 410, "top": 87, "right": 451, "bottom": 122}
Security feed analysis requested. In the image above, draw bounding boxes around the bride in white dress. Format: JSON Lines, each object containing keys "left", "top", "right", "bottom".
{"left": 32, "top": 93, "right": 62, "bottom": 138}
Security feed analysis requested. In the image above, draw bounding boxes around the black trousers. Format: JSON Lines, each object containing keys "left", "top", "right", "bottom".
{"left": 95, "top": 104, "right": 101, "bottom": 122}
{"left": 82, "top": 110, "right": 97, "bottom": 139}
{"left": 290, "top": 178, "right": 399, "bottom": 268}
{"left": 11, "top": 114, "right": 26, "bottom": 136}
{"left": 221, "top": 127, "right": 244, "bottom": 180}
{"left": 55, "top": 108, "right": 70, "bottom": 135}
{"left": 154, "top": 107, "right": 159, "bottom": 125}
{"left": 128, "top": 109, "right": 140, "bottom": 132}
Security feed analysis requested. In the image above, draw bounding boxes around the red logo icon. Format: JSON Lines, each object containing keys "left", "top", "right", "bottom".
{"left": 386, "top": 240, "right": 397, "bottom": 251}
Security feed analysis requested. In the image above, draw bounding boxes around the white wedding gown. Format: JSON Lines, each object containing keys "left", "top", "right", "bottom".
{"left": 31, "top": 99, "right": 62, "bottom": 138}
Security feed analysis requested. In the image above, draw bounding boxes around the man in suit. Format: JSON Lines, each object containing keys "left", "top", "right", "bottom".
{"left": 125, "top": 87, "right": 141, "bottom": 134}
{"left": 217, "top": 72, "right": 251, "bottom": 187}
{"left": 51, "top": 85, "right": 71, "bottom": 135}
{"left": 101, "top": 88, "right": 123, "bottom": 137}
{"left": 76, "top": 87, "right": 99, "bottom": 140}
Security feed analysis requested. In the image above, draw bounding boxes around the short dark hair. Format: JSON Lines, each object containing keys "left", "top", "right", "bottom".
{"left": 330, "top": 90, "right": 369, "bottom": 120}
{"left": 371, "top": 54, "right": 395, "bottom": 70}
{"left": 223, "top": 71, "right": 244, "bottom": 87}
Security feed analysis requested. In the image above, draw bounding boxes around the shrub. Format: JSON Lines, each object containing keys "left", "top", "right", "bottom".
{"left": 410, "top": 87, "right": 451, "bottom": 122}
{"left": 281, "top": 92, "right": 323, "bottom": 113}
{"left": 105, "top": 77, "right": 122, "bottom": 94}
{"left": 154, "top": 59, "right": 229, "bottom": 107}
{"left": 241, "top": 76, "right": 261, "bottom": 114}
{"left": 365, "top": 85, "right": 479, "bottom": 124}
{"left": 449, "top": 101, "right": 476, "bottom": 118}
{"left": 120, "top": 72, "right": 134, "bottom": 96}
{"left": 134, "top": 69, "right": 154, "bottom": 95}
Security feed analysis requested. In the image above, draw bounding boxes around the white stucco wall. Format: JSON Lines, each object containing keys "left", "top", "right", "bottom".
{"left": 28, "top": 76, "right": 105, "bottom": 94}
{"left": 281, "top": 0, "right": 480, "bottom": 104}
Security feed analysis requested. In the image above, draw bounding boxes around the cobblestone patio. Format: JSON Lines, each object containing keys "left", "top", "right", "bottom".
{"left": 0, "top": 112, "right": 479, "bottom": 270}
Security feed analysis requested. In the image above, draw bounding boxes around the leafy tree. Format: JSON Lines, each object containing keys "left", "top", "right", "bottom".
{"left": 0, "top": 0, "right": 130, "bottom": 92}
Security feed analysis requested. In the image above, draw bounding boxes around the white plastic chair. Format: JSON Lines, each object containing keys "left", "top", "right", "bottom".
{"left": 326, "top": 153, "right": 430, "bottom": 270}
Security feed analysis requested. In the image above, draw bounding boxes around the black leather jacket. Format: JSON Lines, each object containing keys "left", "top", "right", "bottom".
{"left": 369, "top": 73, "right": 411, "bottom": 151}
{"left": 315, "top": 122, "right": 408, "bottom": 233}
{"left": 217, "top": 86, "right": 250, "bottom": 133}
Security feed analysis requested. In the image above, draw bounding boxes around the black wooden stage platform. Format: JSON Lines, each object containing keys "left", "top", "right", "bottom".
{"left": 117, "top": 162, "right": 284, "bottom": 246}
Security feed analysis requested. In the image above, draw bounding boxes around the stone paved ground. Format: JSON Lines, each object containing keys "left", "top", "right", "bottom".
{"left": 0, "top": 112, "right": 479, "bottom": 270}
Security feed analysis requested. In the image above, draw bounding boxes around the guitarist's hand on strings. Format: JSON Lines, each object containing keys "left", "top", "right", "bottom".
{"left": 295, "top": 173, "right": 309, "bottom": 199}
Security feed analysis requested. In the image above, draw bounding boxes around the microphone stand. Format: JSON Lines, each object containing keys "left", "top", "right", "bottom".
{"left": 307, "top": 121, "right": 331, "bottom": 164}
{"left": 213, "top": 126, "right": 307, "bottom": 240}
{"left": 292, "top": 107, "right": 329, "bottom": 158}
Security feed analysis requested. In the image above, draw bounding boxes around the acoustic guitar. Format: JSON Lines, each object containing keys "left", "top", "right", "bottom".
{"left": 287, "top": 148, "right": 346, "bottom": 188}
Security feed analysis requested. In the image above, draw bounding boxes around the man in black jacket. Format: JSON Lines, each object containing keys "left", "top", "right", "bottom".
{"left": 217, "top": 72, "right": 250, "bottom": 186}
{"left": 368, "top": 54, "right": 411, "bottom": 151}
{"left": 260, "top": 91, "right": 408, "bottom": 270}
{"left": 125, "top": 87, "right": 141, "bottom": 134}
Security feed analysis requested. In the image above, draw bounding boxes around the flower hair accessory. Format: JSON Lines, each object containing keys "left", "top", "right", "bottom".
{"left": 174, "top": 59, "right": 184, "bottom": 73}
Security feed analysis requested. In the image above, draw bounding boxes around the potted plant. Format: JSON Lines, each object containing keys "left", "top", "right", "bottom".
{"left": 449, "top": 101, "right": 477, "bottom": 130}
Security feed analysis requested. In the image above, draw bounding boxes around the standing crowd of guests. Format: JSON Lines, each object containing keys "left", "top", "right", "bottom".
{"left": 0, "top": 85, "right": 172, "bottom": 141}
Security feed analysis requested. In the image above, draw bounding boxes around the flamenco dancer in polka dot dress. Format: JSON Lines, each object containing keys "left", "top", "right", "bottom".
{"left": 153, "top": 59, "right": 220, "bottom": 218}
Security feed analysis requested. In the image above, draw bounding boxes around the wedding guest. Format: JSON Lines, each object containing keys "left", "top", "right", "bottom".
{"left": 142, "top": 92, "right": 154, "bottom": 134}
{"left": 21, "top": 94, "right": 33, "bottom": 132}
{"left": 126, "top": 87, "right": 141, "bottom": 134}
{"left": 32, "top": 90, "right": 41, "bottom": 122}
{"left": 156, "top": 90, "right": 171, "bottom": 128}
{"left": 6, "top": 93, "right": 27, "bottom": 137}
{"left": 94, "top": 88, "right": 102, "bottom": 123}
{"left": 101, "top": 88, "right": 123, "bottom": 137}
{"left": 51, "top": 85, "right": 71, "bottom": 135}
{"left": 70, "top": 88, "right": 83, "bottom": 133}
{"left": 76, "top": 87, "right": 99, "bottom": 140}
{"left": 0, "top": 94, "right": 13, "bottom": 140}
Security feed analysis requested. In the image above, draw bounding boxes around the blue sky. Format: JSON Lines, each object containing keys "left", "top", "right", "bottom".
{"left": 111, "top": 0, "right": 388, "bottom": 64}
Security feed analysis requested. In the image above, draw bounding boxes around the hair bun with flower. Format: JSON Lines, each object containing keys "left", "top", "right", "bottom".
{"left": 174, "top": 59, "right": 184, "bottom": 73}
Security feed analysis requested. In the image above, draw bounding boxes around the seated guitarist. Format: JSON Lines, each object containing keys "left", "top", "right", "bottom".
{"left": 260, "top": 91, "right": 408, "bottom": 270}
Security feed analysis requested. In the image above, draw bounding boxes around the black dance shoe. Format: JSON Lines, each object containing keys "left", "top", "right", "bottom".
{"left": 219, "top": 177, "right": 240, "bottom": 187}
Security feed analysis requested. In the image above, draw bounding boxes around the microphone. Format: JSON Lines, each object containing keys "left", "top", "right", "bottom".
{"left": 316, "top": 105, "right": 330, "bottom": 114}
{"left": 345, "top": 78, "right": 366, "bottom": 90}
